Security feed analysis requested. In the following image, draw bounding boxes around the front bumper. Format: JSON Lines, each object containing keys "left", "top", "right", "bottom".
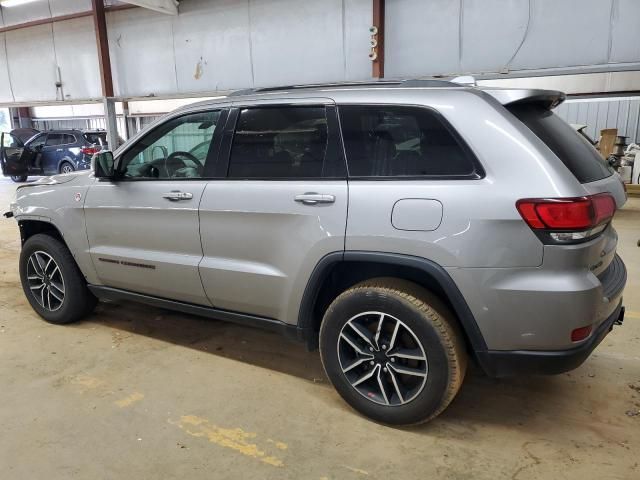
{"left": 477, "top": 301, "right": 625, "bottom": 377}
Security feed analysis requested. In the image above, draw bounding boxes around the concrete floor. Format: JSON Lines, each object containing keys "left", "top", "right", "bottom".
{"left": 0, "top": 176, "right": 638, "bottom": 480}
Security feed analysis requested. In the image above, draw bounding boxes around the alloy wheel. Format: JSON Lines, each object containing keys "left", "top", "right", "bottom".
{"left": 26, "top": 251, "right": 65, "bottom": 312}
{"left": 337, "top": 311, "right": 428, "bottom": 406}
{"left": 61, "top": 164, "right": 74, "bottom": 174}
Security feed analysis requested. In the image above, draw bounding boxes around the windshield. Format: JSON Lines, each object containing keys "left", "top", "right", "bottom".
{"left": 509, "top": 104, "right": 613, "bottom": 184}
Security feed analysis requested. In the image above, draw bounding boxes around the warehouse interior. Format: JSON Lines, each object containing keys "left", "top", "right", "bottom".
{"left": 0, "top": 1, "right": 639, "bottom": 479}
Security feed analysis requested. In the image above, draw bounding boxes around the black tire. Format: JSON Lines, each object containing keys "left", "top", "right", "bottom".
{"left": 10, "top": 175, "right": 28, "bottom": 183}
{"left": 319, "top": 278, "right": 467, "bottom": 425}
{"left": 59, "top": 161, "right": 75, "bottom": 174}
{"left": 19, "top": 233, "right": 97, "bottom": 324}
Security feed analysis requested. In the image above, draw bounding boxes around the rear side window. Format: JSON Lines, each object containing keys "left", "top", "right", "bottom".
{"left": 339, "top": 105, "right": 477, "bottom": 178}
{"left": 45, "top": 134, "right": 63, "bottom": 146}
{"left": 508, "top": 105, "right": 613, "bottom": 184}
{"left": 228, "top": 107, "right": 328, "bottom": 179}
{"left": 45, "top": 133, "right": 75, "bottom": 146}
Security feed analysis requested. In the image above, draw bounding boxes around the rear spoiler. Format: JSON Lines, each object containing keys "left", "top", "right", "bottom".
{"left": 480, "top": 88, "right": 566, "bottom": 110}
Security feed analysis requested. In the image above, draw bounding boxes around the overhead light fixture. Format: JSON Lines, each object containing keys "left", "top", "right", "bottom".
{"left": 0, "top": 0, "right": 41, "bottom": 7}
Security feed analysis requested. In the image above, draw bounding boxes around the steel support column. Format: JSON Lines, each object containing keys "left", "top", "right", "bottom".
{"left": 92, "top": 0, "right": 119, "bottom": 149}
{"left": 91, "top": 0, "right": 114, "bottom": 97}
{"left": 372, "top": 0, "right": 385, "bottom": 79}
{"left": 103, "top": 97, "right": 119, "bottom": 150}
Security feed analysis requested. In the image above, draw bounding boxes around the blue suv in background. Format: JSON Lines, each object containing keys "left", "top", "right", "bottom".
{"left": 1, "top": 129, "right": 109, "bottom": 182}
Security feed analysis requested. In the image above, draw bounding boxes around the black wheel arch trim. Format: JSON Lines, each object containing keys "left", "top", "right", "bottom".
{"left": 297, "top": 250, "right": 488, "bottom": 355}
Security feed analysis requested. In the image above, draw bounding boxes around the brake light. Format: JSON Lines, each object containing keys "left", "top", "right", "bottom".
{"left": 516, "top": 193, "right": 616, "bottom": 243}
{"left": 81, "top": 146, "right": 98, "bottom": 156}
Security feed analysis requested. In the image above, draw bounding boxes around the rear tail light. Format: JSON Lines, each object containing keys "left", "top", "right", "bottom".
{"left": 81, "top": 146, "right": 99, "bottom": 156}
{"left": 516, "top": 193, "right": 616, "bottom": 243}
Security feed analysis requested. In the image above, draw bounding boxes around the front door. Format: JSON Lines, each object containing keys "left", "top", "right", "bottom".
{"left": 0, "top": 132, "right": 33, "bottom": 178}
{"left": 198, "top": 103, "right": 348, "bottom": 323}
{"left": 84, "top": 109, "right": 226, "bottom": 306}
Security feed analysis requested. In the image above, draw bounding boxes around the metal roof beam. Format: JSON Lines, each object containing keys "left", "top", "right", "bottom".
{"left": 117, "top": 0, "right": 178, "bottom": 15}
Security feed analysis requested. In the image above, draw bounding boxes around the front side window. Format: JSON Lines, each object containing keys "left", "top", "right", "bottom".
{"left": 228, "top": 107, "right": 328, "bottom": 179}
{"left": 339, "top": 105, "right": 477, "bottom": 177}
{"left": 120, "top": 110, "right": 221, "bottom": 179}
{"left": 29, "top": 134, "right": 46, "bottom": 149}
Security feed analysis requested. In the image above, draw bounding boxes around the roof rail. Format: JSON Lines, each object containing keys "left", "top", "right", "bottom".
{"left": 228, "top": 79, "right": 457, "bottom": 97}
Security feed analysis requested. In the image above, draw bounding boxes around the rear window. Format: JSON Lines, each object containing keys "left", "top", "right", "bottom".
{"left": 509, "top": 105, "right": 613, "bottom": 184}
{"left": 84, "top": 132, "right": 108, "bottom": 146}
{"left": 339, "top": 105, "right": 478, "bottom": 178}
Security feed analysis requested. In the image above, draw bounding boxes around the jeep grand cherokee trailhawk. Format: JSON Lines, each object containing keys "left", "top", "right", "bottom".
{"left": 4, "top": 80, "right": 627, "bottom": 425}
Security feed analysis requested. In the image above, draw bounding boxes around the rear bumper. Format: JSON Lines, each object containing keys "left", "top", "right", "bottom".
{"left": 477, "top": 301, "right": 625, "bottom": 377}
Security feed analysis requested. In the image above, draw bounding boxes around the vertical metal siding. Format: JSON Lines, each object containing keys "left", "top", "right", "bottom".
{"left": 555, "top": 98, "right": 640, "bottom": 144}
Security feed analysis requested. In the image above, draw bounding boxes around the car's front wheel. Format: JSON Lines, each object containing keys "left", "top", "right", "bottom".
{"left": 319, "top": 278, "right": 467, "bottom": 425}
{"left": 19, "top": 234, "right": 97, "bottom": 324}
{"left": 10, "top": 175, "right": 28, "bottom": 183}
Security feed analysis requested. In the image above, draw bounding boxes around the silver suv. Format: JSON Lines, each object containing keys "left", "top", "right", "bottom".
{"left": 4, "top": 80, "right": 627, "bottom": 425}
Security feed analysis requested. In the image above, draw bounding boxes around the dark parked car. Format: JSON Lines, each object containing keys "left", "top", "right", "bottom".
{"left": 0, "top": 129, "right": 109, "bottom": 182}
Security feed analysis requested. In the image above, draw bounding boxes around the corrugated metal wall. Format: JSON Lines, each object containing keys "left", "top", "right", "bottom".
{"left": 555, "top": 97, "right": 640, "bottom": 144}
{"left": 2, "top": 0, "right": 640, "bottom": 103}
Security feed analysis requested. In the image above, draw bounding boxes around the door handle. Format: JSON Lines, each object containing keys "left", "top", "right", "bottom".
{"left": 294, "top": 193, "right": 336, "bottom": 205}
{"left": 162, "top": 191, "right": 193, "bottom": 201}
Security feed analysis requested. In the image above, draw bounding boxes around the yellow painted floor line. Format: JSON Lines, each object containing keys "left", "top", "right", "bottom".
{"left": 114, "top": 392, "right": 144, "bottom": 408}
{"left": 169, "top": 415, "right": 285, "bottom": 467}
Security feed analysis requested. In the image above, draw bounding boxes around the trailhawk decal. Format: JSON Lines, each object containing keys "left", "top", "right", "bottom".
{"left": 97, "top": 258, "right": 156, "bottom": 270}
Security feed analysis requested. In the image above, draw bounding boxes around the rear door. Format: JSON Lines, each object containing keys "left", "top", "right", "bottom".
{"left": 198, "top": 100, "right": 348, "bottom": 323}
{"left": 41, "top": 133, "right": 66, "bottom": 173}
{"left": 0, "top": 132, "right": 31, "bottom": 177}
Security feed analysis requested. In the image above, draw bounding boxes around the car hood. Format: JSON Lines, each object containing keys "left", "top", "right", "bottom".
{"left": 17, "top": 170, "right": 94, "bottom": 189}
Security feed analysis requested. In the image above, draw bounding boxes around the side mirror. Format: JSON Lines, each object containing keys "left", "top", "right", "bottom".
{"left": 92, "top": 150, "right": 115, "bottom": 178}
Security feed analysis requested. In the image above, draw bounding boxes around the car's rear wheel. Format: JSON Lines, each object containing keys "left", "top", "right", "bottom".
{"left": 59, "top": 161, "right": 75, "bottom": 174}
{"left": 19, "top": 234, "right": 97, "bottom": 324}
{"left": 10, "top": 175, "right": 27, "bottom": 183}
{"left": 319, "top": 278, "right": 467, "bottom": 425}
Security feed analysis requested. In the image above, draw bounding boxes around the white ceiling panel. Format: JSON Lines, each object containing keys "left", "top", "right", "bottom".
{"left": 343, "top": 0, "right": 371, "bottom": 81}
{"left": 5, "top": 23, "right": 58, "bottom": 102}
{"left": 609, "top": 0, "right": 640, "bottom": 63}
{"left": 509, "top": 0, "right": 612, "bottom": 70}
{"left": 461, "top": 0, "right": 529, "bottom": 73}
{"left": 52, "top": 17, "right": 101, "bottom": 100}
{"left": 172, "top": 0, "right": 252, "bottom": 92}
{"left": 0, "top": 33, "right": 14, "bottom": 103}
{"left": 249, "top": 0, "right": 346, "bottom": 87}
{"left": 107, "top": 7, "right": 177, "bottom": 97}
{"left": 385, "top": 0, "right": 461, "bottom": 78}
